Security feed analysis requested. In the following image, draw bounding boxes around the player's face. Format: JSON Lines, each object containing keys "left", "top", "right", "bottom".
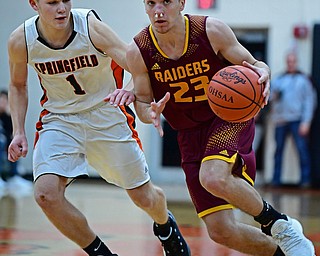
{"left": 144, "top": 0, "right": 185, "bottom": 34}
{"left": 29, "top": 0, "right": 72, "bottom": 30}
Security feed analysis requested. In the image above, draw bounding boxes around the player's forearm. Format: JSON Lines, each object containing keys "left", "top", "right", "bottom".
{"left": 9, "top": 83, "right": 28, "bottom": 136}
{"left": 134, "top": 100, "right": 152, "bottom": 124}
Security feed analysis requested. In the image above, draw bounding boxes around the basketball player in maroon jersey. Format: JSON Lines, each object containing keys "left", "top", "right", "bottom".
{"left": 108, "top": 0, "right": 316, "bottom": 255}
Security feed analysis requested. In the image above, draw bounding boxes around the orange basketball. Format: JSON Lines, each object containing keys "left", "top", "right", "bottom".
{"left": 207, "top": 65, "right": 265, "bottom": 123}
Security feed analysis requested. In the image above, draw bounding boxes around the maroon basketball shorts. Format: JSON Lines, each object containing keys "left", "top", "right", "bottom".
{"left": 177, "top": 117, "right": 256, "bottom": 218}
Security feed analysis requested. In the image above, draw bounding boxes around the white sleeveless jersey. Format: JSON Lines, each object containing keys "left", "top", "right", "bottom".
{"left": 24, "top": 9, "right": 123, "bottom": 113}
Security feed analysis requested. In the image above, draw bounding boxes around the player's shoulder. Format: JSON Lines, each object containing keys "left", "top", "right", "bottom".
{"left": 205, "top": 16, "right": 237, "bottom": 51}
{"left": 8, "top": 24, "right": 27, "bottom": 62}
{"left": 8, "top": 24, "right": 25, "bottom": 49}
{"left": 133, "top": 25, "right": 149, "bottom": 41}
{"left": 69, "top": 8, "right": 99, "bottom": 28}
{"left": 206, "top": 17, "right": 230, "bottom": 35}
{"left": 132, "top": 25, "right": 150, "bottom": 50}
{"left": 86, "top": 9, "right": 106, "bottom": 34}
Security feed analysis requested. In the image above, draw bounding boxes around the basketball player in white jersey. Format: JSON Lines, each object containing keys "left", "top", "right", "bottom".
{"left": 7, "top": 0, "right": 190, "bottom": 255}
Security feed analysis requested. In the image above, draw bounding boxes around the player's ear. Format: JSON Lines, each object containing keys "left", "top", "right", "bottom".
{"left": 179, "top": 0, "right": 186, "bottom": 12}
{"left": 29, "top": 0, "right": 39, "bottom": 11}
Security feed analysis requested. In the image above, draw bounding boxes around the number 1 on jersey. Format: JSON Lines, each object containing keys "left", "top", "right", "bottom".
{"left": 66, "top": 74, "right": 86, "bottom": 95}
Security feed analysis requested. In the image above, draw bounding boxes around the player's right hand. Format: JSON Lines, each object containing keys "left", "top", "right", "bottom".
{"left": 8, "top": 135, "right": 28, "bottom": 162}
{"left": 243, "top": 60, "right": 270, "bottom": 105}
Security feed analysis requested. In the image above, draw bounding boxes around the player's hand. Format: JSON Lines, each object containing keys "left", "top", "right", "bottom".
{"left": 243, "top": 60, "right": 270, "bottom": 106}
{"left": 105, "top": 89, "right": 135, "bottom": 106}
{"left": 149, "top": 92, "right": 170, "bottom": 137}
{"left": 8, "top": 135, "right": 28, "bottom": 162}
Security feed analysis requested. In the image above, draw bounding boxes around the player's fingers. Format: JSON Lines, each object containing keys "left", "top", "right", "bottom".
{"left": 104, "top": 89, "right": 120, "bottom": 102}
{"left": 242, "top": 60, "right": 252, "bottom": 68}
{"left": 21, "top": 147, "right": 28, "bottom": 157}
{"left": 122, "top": 92, "right": 135, "bottom": 106}
{"left": 8, "top": 149, "right": 20, "bottom": 162}
{"left": 105, "top": 89, "right": 124, "bottom": 105}
{"left": 112, "top": 91, "right": 126, "bottom": 106}
{"left": 8, "top": 153, "right": 17, "bottom": 162}
{"left": 150, "top": 102, "right": 161, "bottom": 115}
{"left": 157, "top": 126, "right": 164, "bottom": 137}
{"left": 263, "top": 94, "right": 270, "bottom": 105}
{"left": 8, "top": 149, "right": 16, "bottom": 161}
{"left": 104, "top": 93, "right": 115, "bottom": 104}
{"left": 152, "top": 117, "right": 164, "bottom": 137}
{"left": 117, "top": 93, "right": 128, "bottom": 106}
{"left": 258, "top": 73, "right": 270, "bottom": 86}
{"left": 262, "top": 80, "right": 270, "bottom": 105}
{"left": 262, "top": 90, "right": 270, "bottom": 105}
{"left": 161, "top": 92, "right": 171, "bottom": 104}
{"left": 242, "top": 60, "right": 257, "bottom": 72}
{"left": 156, "top": 93, "right": 170, "bottom": 109}
{"left": 150, "top": 112, "right": 156, "bottom": 121}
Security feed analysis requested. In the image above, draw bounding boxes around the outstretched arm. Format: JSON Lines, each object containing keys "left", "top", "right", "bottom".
{"left": 127, "top": 41, "right": 169, "bottom": 137}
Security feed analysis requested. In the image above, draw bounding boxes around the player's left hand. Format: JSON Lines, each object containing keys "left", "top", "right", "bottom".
{"left": 105, "top": 89, "right": 135, "bottom": 106}
{"left": 149, "top": 92, "right": 170, "bottom": 137}
{"left": 243, "top": 60, "right": 270, "bottom": 106}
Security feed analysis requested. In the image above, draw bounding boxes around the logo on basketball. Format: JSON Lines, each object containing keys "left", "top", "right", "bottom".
{"left": 219, "top": 70, "right": 247, "bottom": 84}
{"left": 207, "top": 86, "right": 234, "bottom": 103}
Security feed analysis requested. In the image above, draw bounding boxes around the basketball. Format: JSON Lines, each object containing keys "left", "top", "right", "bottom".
{"left": 207, "top": 65, "right": 265, "bottom": 123}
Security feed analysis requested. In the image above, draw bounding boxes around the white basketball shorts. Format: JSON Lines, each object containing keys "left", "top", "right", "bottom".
{"left": 33, "top": 102, "right": 150, "bottom": 189}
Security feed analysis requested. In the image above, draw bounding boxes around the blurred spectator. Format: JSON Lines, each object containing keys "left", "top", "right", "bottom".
{"left": 270, "top": 52, "right": 316, "bottom": 187}
{"left": 0, "top": 90, "right": 33, "bottom": 197}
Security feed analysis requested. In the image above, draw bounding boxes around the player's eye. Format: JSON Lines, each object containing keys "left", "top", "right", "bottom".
{"left": 146, "top": 0, "right": 155, "bottom": 6}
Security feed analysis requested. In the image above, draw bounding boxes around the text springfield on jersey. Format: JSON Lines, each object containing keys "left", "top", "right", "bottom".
{"left": 35, "top": 54, "right": 98, "bottom": 75}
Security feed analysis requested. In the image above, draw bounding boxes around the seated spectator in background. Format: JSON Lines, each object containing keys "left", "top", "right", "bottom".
{"left": 270, "top": 52, "right": 316, "bottom": 187}
{"left": 0, "top": 90, "right": 33, "bottom": 198}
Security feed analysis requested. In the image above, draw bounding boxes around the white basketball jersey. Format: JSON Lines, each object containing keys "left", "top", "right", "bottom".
{"left": 24, "top": 9, "right": 123, "bottom": 113}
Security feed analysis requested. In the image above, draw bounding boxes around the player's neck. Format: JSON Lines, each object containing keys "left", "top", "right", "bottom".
{"left": 36, "top": 18, "right": 74, "bottom": 48}
{"left": 154, "top": 16, "right": 186, "bottom": 60}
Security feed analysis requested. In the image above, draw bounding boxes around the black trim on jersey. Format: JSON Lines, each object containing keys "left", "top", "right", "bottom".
{"left": 23, "top": 22, "right": 29, "bottom": 64}
{"left": 124, "top": 105, "right": 136, "bottom": 129}
{"left": 86, "top": 10, "right": 106, "bottom": 55}
{"left": 37, "top": 31, "right": 77, "bottom": 50}
{"left": 35, "top": 16, "right": 77, "bottom": 50}
{"left": 89, "top": 9, "right": 102, "bottom": 21}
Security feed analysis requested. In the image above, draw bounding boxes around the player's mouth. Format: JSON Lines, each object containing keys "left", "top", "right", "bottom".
{"left": 154, "top": 20, "right": 167, "bottom": 27}
{"left": 56, "top": 16, "right": 67, "bottom": 21}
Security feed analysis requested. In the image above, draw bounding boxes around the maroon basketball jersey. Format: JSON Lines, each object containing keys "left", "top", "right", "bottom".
{"left": 134, "top": 15, "right": 229, "bottom": 130}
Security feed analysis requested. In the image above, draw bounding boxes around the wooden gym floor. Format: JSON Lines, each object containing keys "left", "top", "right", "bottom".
{"left": 0, "top": 179, "right": 319, "bottom": 256}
